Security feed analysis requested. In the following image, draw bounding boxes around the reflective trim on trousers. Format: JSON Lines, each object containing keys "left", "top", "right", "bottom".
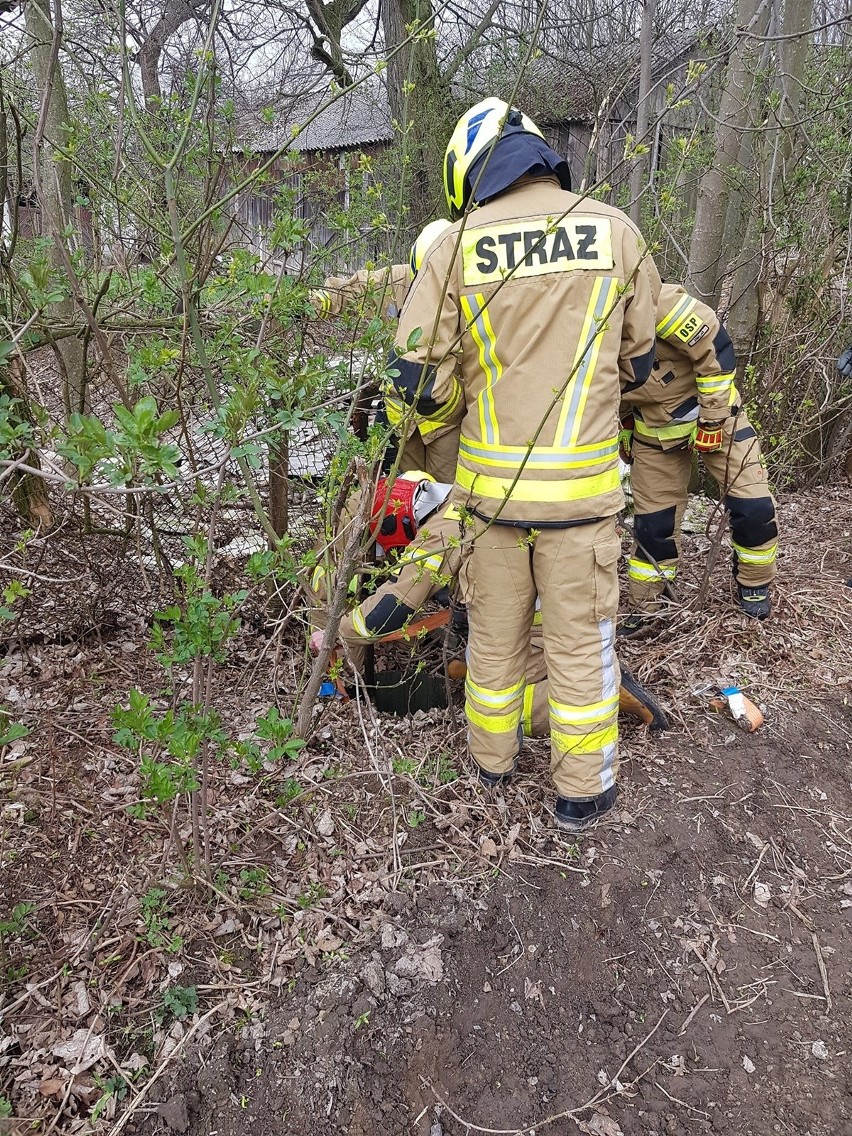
{"left": 522, "top": 684, "right": 535, "bottom": 737}
{"left": 732, "top": 540, "right": 778, "bottom": 566}
{"left": 551, "top": 723, "right": 619, "bottom": 755}
{"left": 628, "top": 558, "right": 678, "bottom": 583}
{"left": 465, "top": 676, "right": 525, "bottom": 708}
{"left": 548, "top": 693, "right": 619, "bottom": 727}
{"left": 465, "top": 703, "right": 523, "bottom": 734}
{"left": 456, "top": 464, "right": 620, "bottom": 503}
{"left": 599, "top": 617, "right": 619, "bottom": 791}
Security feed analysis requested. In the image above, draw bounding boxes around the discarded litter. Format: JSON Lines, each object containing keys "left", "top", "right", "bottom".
{"left": 694, "top": 683, "right": 764, "bottom": 732}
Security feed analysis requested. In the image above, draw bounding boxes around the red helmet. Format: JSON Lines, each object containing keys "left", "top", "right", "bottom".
{"left": 369, "top": 476, "right": 419, "bottom": 553}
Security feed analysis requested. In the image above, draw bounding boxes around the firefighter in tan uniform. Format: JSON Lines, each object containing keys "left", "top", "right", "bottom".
{"left": 307, "top": 471, "right": 461, "bottom": 674}
{"left": 309, "top": 473, "right": 667, "bottom": 730}
{"left": 390, "top": 98, "right": 661, "bottom": 832}
{"left": 308, "top": 222, "right": 463, "bottom": 482}
{"left": 620, "top": 283, "right": 779, "bottom": 629}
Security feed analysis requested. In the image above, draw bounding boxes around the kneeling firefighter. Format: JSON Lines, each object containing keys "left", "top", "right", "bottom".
{"left": 308, "top": 220, "right": 463, "bottom": 482}
{"left": 620, "top": 282, "right": 779, "bottom": 629}
{"left": 307, "top": 472, "right": 667, "bottom": 732}
{"left": 389, "top": 98, "right": 662, "bottom": 830}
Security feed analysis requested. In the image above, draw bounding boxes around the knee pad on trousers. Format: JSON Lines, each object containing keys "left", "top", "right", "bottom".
{"left": 724, "top": 495, "right": 777, "bottom": 547}
{"left": 634, "top": 506, "right": 678, "bottom": 562}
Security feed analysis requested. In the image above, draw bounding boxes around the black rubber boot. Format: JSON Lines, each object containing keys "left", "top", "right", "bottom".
{"left": 737, "top": 583, "right": 771, "bottom": 620}
{"left": 475, "top": 762, "right": 516, "bottom": 788}
{"left": 617, "top": 611, "right": 653, "bottom": 638}
{"left": 554, "top": 785, "right": 618, "bottom": 833}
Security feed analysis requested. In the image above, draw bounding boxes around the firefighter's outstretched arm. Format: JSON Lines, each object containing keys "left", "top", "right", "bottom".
{"left": 389, "top": 234, "right": 463, "bottom": 417}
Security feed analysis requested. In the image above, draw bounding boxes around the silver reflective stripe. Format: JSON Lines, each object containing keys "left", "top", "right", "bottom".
{"left": 459, "top": 438, "right": 619, "bottom": 467}
{"left": 560, "top": 281, "right": 615, "bottom": 447}
{"left": 599, "top": 617, "right": 618, "bottom": 791}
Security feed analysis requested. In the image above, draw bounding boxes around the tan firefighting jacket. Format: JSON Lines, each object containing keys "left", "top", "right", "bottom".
{"left": 393, "top": 176, "right": 661, "bottom": 525}
{"left": 310, "top": 264, "right": 411, "bottom": 322}
{"left": 621, "top": 282, "right": 737, "bottom": 449}
{"left": 308, "top": 487, "right": 464, "bottom": 644}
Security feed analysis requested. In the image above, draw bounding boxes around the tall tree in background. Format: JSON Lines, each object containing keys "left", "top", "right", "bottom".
{"left": 23, "top": 0, "right": 85, "bottom": 415}
{"left": 686, "top": 0, "right": 770, "bottom": 306}
{"left": 381, "top": 0, "right": 450, "bottom": 234}
{"left": 628, "top": 0, "right": 656, "bottom": 225}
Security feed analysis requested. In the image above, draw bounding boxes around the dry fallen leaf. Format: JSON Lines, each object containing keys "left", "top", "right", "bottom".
{"left": 316, "top": 929, "right": 344, "bottom": 952}
{"left": 316, "top": 809, "right": 335, "bottom": 837}
{"left": 53, "top": 1029, "right": 105, "bottom": 1073}
{"left": 579, "top": 1111, "right": 624, "bottom": 1136}
{"left": 39, "top": 1078, "right": 65, "bottom": 1098}
{"left": 753, "top": 881, "right": 772, "bottom": 908}
{"left": 480, "top": 837, "right": 498, "bottom": 859}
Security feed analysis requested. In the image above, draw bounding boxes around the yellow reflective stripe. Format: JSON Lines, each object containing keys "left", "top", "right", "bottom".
{"left": 456, "top": 464, "right": 620, "bottom": 502}
{"left": 418, "top": 377, "right": 463, "bottom": 435}
{"left": 556, "top": 277, "right": 619, "bottom": 446}
{"left": 522, "top": 684, "right": 535, "bottom": 736}
{"left": 385, "top": 394, "right": 404, "bottom": 426}
{"left": 399, "top": 548, "right": 444, "bottom": 574}
{"left": 549, "top": 693, "right": 619, "bottom": 727}
{"left": 552, "top": 724, "right": 619, "bottom": 754}
{"left": 443, "top": 504, "right": 462, "bottom": 521}
{"left": 634, "top": 417, "right": 695, "bottom": 441}
{"left": 465, "top": 703, "right": 522, "bottom": 733}
{"left": 732, "top": 541, "right": 777, "bottom": 565}
{"left": 311, "top": 289, "right": 332, "bottom": 316}
{"left": 459, "top": 435, "right": 618, "bottom": 471}
{"left": 461, "top": 293, "right": 502, "bottom": 445}
{"left": 696, "top": 373, "right": 734, "bottom": 394}
{"left": 655, "top": 295, "right": 696, "bottom": 338}
{"left": 465, "top": 676, "right": 524, "bottom": 708}
{"left": 350, "top": 606, "right": 376, "bottom": 639}
{"left": 628, "top": 558, "right": 677, "bottom": 582}
{"left": 532, "top": 609, "right": 543, "bottom": 626}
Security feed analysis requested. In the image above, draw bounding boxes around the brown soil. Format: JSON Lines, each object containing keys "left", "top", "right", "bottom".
{"left": 136, "top": 701, "right": 852, "bottom": 1136}
{"left": 3, "top": 486, "right": 852, "bottom": 1136}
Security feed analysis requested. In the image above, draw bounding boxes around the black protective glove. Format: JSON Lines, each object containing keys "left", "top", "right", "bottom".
{"left": 838, "top": 347, "right": 852, "bottom": 379}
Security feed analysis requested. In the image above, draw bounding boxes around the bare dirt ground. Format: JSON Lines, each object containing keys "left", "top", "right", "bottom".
{"left": 2, "top": 484, "right": 852, "bottom": 1136}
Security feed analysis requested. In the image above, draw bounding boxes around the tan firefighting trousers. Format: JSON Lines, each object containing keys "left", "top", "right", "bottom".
{"left": 465, "top": 518, "right": 621, "bottom": 800}
{"left": 628, "top": 410, "right": 778, "bottom": 609}
{"left": 396, "top": 426, "right": 460, "bottom": 483}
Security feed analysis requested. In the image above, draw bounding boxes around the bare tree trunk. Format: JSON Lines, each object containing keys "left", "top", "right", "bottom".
{"left": 726, "top": 0, "right": 814, "bottom": 353}
{"left": 136, "top": 0, "right": 210, "bottom": 105}
{"left": 686, "top": 0, "right": 770, "bottom": 306}
{"left": 382, "top": 0, "right": 449, "bottom": 236}
{"left": 628, "top": 0, "right": 657, "bottom": 226}
{"left": 2, "top": 357, "right": 54, "bottom": 531}
{"left": 24, "top": 0, "right": 86, "bottom": 417}
{"left": 269, "top": 434, "right": 289, "bottom": 539}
